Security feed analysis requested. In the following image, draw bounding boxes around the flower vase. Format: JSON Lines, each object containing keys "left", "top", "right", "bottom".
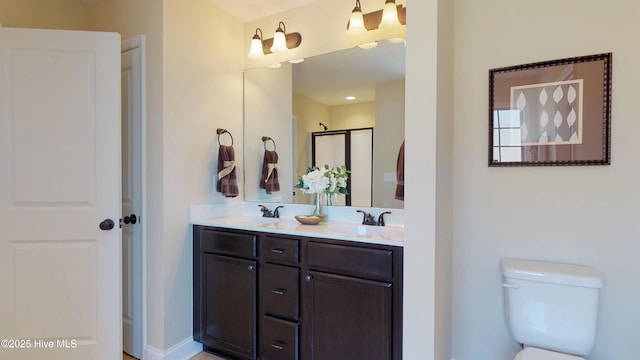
{"left": 325, "top": 192, "right": 333, "bottom": 206}
{"left": 312, "top": 193, "right": 323, "bottom": 217}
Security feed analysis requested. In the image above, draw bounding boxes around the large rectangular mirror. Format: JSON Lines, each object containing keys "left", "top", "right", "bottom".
{"left": 244, "top": 41, "right": 405, "bottom": 209}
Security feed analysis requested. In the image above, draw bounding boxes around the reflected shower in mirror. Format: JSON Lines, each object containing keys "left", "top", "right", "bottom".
{"left": 243, "top": 41, "right": 405, "bottom": 209}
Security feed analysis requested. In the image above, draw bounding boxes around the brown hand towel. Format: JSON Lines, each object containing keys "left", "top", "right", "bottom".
{"left": 395, "top": 141, "right": 404, "bottom": 201}
{"left": 260, "top": 150, "right": 280, "bottom": 194}
{"left": 217, "top": 145, "right": 239, "bottom": 198}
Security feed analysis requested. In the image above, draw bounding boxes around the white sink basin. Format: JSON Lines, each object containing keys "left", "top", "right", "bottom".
{"left": 327, "top": 225, "right": 399, "bottom": 237}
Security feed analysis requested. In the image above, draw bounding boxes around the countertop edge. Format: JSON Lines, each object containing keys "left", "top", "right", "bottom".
{"left": 191, "top": 216, "right": 404, "bottom": 247}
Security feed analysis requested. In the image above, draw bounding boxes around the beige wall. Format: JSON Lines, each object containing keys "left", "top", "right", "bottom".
{"left": 434, "top": 1, "right": 454, "bottom": 359}
{"left": 162, "top": 0, "right": 244, "bottom": 349}
{"left": 329, "top": 101, "right": 375, "bottom": 129}
{"left": 244, "top": 63, "right": 294, "bottom": 204}
{"left": 292, "top": 93, "right": 330, "bottom": 203}
{"left": 403, "top": 0, "right": 452, "bottom": 358}
{"left": 452, "top": 1, "right": 640, "bottom": 359}
{"left": 0, "top": 0, "right": 92, "bottom": 30}
{"left": 374, "top": 79, "right": 405, "bottom": 209}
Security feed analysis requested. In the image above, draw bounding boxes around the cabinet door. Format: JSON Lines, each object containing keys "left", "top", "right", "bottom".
{"left": 304, "top": 271, "right": 392, "bottom": 360}
{"left": 201, "top": 253, "right": 257, "bottom": 360}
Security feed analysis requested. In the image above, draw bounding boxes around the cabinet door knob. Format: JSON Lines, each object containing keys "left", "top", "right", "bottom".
{"left": 305, "top": 274, "right": 313, "bottom": 282}
{"left": 248, "top": 265, "right": 255, "bottom": 271}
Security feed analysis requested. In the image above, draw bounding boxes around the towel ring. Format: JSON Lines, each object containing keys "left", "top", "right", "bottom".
{"left": 261, "top": 136, "right": 276, "bottom": 151}
{"left": 216, "top": 128, "right": 234, "bottom": 146}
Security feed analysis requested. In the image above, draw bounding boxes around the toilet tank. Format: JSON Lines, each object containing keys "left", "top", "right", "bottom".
{"left": 501, "top": 259, "right": 603, "bottom": 356}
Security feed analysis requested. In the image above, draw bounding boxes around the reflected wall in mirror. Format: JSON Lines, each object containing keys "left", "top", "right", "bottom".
{"left": 244, "top": 41, "right": 405, "bottom": 209}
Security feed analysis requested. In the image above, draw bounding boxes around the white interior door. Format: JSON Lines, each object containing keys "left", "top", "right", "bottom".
{"left": 0, "top": 28, "right": 121, "bottom": 360}
{"left": 122, "top": 38, "right": 144, "bottom": 359}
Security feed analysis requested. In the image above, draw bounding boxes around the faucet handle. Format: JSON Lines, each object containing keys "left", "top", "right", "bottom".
{"left": 377, "top": 211, "right": 392, "bottom": 226}
{"left": 273, "top": 206, "right": 284, "bottom": 218}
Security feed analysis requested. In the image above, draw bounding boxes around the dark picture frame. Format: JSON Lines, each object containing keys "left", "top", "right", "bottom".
{"left": 489, "top": 53, "right": 612, "bottom": 167}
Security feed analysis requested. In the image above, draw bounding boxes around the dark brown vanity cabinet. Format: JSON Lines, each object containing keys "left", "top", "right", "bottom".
{"left": 303, "top": 241, "right": 402, "bottom": 360}
{"left": 193, "top": 225, "right": 403, "bottom": 360}
{"left": 193, "top": 227, "right": 258, "bottom": 360}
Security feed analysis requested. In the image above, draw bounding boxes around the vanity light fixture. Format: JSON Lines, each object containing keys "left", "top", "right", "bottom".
{"left": 346, "top": 0, "right": 406, "bottom": 48}
{"left": 247, "top": 21, "right": 302, "bottom": 59}
{"left": 346, "top": 96, "right": 356, "bottom": 101}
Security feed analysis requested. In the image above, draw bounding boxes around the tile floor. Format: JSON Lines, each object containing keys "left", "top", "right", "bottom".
{"left": 123, "top": 351, "right": 224, "bottom": 360}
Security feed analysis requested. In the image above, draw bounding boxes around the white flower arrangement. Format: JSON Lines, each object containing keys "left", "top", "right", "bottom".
{"left": 296, "top": 165, "right": 349, "bottom": 195}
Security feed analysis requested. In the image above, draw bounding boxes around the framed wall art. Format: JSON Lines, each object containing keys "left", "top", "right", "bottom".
{"left": 489, "top": 53, "right": 612, "bottom": 166}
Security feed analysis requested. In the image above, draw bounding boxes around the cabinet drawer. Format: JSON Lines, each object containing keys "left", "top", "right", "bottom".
{"left": 307, "top": 241, "right": 393, "bottom": 280}
{"left": 261, "top": 316, "right": 299, "bottom": 360}
{"left": 262, "top": 236, "right": 300, "bottom": 264}
{"left": 199, "top": 228, "right": 256, "bottom": 258}
{"left": 262, "top": 264, "right": 300, "bottom": 320}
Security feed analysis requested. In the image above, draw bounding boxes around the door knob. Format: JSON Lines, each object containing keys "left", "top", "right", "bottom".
{"left": 99, "top": 219, "right": 115, "bottom": 231}
{"left": 123, "top": 214, "right": 137, "bottom": 224}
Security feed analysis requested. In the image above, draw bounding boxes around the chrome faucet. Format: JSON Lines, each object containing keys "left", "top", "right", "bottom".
{"left": 258, "top": 205, "right": 283, "bottom": 218}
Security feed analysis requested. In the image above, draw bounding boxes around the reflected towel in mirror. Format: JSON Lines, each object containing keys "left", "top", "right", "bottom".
{"left": 260, "top": 150, "right": 280, "bottom": 194}
{"left": 395, "top": 140, "right": 404, "bottom": 201}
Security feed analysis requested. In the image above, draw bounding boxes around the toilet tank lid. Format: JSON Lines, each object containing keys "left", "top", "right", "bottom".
{"left": 501, "top": 259, "right": 603, "bottom": 288}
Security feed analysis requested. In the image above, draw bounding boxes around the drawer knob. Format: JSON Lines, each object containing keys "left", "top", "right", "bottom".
{"left": 248, "top": 265, "right": 255, "bottom": 271}
{"left": 271, "top": 288, "right": 287, "bottom": 296}
{"left": 271, "top": 342, "right": 286, "bottom": 351}
{"left": 305, "top": 274, "right": 313, "bottom": 282}
{"left": 270, "top": 248, "right": 286, "bottom": 254}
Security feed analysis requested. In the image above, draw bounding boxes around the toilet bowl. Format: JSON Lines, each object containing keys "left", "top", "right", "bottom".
{"left": 515, "top": 347, "right": 584, "bottom": 360}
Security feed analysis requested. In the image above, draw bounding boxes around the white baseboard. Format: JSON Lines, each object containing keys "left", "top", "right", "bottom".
{"left": 144, "top": 338, "right": 203, "bottom": 360}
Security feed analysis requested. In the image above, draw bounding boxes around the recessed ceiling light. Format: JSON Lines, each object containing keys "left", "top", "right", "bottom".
{"left": 346, "top": 96, "right": 356, "bottom": 101}
{"left": 266, "top": 62, "right": 282, "bottom": 69}
{"left": 288, "top": 58, "right": 305, "bottom": 64}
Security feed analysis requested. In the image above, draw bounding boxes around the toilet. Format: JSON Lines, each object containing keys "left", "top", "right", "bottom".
{"left": 501, "top": 259, "right": 604, "bottom": 360}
